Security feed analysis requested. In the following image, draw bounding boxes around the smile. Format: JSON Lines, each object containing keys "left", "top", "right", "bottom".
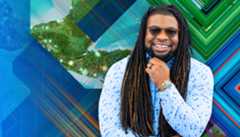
{"left": 152, "top": 44, "right": 171, "bottom": 51}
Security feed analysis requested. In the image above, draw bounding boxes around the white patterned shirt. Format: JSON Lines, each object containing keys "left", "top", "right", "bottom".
{"left": 98, "top": 56, "right": 214, "bottom": 137}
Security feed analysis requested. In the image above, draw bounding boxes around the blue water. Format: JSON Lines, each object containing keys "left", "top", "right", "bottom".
{"left": 31, "top": 0, "right": 53, "bottom": 16}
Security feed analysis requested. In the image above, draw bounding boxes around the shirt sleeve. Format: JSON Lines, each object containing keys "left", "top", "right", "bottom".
{"left": 157, "top": 66, "right": 214, "bottom": 137}
{"left": 98, "top": 63, "right": 136, "bottom": 137}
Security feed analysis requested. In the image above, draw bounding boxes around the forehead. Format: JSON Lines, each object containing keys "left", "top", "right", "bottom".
{"left": 147, "top": 14, "right": 178, "bottom": 28}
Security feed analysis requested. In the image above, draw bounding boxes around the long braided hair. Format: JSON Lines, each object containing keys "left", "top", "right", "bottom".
{"left": 120, "top": 5, "right": 191, "bottom": 137}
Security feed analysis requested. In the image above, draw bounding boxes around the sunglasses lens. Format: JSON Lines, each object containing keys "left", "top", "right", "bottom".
{"left": 149, "top": 27, "right": 161, "bottom": 35}
{"left": 149, "top": 26, "right": 178, "bottom": 37}
{"left": 165, "top": 29, "right": 177, "bottom": 37}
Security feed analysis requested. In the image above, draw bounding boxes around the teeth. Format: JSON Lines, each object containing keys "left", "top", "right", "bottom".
{"left": 160, "top": 45, "right": 168, "bottom": 48}
{"left": 154, "top": 44, "right": 169, "bottom": 48}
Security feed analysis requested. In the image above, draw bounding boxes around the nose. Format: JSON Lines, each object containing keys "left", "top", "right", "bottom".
{"left": 155, "top": 31, "right": 168, "bottom": 42}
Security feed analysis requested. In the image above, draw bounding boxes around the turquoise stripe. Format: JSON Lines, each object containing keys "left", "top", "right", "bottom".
{"left": 214, "top": 51, "right": 240, "bottom": 83}
{"left": 31, "top": 0, "right": 53, "bottom": 16}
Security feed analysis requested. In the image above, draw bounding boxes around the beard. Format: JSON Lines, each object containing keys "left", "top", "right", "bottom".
{"left": 153, "top": 50, "right": 174, "bottom": 62}
{"left": 146, "top": 35, "right": 178, "bottom": 62}
{"left": 147, "top": 46, "right": 175, "bottom": 62}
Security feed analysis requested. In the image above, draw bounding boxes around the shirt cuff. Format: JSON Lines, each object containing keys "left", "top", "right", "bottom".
{"left": 156, "top": 82, "right": 185, "bottom": 105}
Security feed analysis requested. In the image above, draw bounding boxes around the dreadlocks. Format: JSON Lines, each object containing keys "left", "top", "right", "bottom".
{"left": 120, "top": 4, "right": 191, "bottom": 137}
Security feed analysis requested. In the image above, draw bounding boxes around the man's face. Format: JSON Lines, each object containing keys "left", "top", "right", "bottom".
{"left": 145, "top": 14, "right": 179, "bottom": 60}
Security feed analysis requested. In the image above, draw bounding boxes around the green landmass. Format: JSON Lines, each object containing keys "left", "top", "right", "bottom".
{"left": 31, "top": 0, "right": 130, "bottom": 78}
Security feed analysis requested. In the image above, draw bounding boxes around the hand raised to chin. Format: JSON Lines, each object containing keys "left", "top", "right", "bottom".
{"left": 145, "top": 57, "right": 170, "bottom": 91}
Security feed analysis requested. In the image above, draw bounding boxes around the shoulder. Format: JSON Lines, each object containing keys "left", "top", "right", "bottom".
{"left": 100, "top": 56, "right": 130, "bottom": 100}
{"left": 102, "top": 56, "right": 130, "bottom": 88}
{"left": 185, "top": 58, "right": 214, "bottom": 99}
{"left": 190, "top": 58, "right": 213, "bottom": 75}
{"left": 105, "top": 56, "right": 130, "bottom": 77}
{"left": 188, "top": 58, "right": 214, "bottom": 86}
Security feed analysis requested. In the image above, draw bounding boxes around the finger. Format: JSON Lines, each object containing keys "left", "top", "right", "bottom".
{"left": 152, "top": 57, "right": 164, "bottom": 64}
{"left": 145, "top": 68, "right": 151, "bottom": 74}
{"left": 145, "top": 67, "right": 149, "bottom": 73}
{"left": 149, "top": 58, "right": 166, "bottom": 67}
{"left": 147, "top": 63, "right": 152, "bottom": 68}
{"left": 149, "top": 58, "right": 159, "bottom": 65}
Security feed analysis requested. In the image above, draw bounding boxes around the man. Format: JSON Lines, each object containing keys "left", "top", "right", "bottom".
{"left": 99, "top": 4, "right": 214, "bottom": 137}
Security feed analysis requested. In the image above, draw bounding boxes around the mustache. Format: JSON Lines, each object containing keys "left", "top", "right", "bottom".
{"left": 151, "top": 35, "right": 171, "bottom": 46}
{"left": 145, "top": 46, "right": 175, "bottom": 62}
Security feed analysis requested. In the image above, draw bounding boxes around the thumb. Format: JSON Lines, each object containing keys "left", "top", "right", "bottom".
{"left": 145, "top": 68, "right": 150, "bottom": 74}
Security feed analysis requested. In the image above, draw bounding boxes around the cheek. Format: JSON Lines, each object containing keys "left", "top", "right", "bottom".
{"left": 171, "top": 36, "right": 179, "bottom": 48}
{"left": 145, "top": 33, "right": 153, "bottom": 47}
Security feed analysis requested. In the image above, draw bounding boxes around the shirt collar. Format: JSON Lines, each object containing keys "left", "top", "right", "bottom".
{"left": 146, "top": 51, "right": 175, "bottom": 69}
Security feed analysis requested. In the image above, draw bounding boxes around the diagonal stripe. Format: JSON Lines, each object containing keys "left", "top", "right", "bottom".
{"left": 78, "top": 0, "right": 136, "bottom": 41}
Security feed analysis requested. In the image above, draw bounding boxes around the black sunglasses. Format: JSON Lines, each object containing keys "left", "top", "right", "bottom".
{"left": 148, "top": 26, "right": 179, "bottom": 37}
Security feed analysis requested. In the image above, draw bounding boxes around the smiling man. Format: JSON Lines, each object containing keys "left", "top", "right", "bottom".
{"left": 99, "top": 5, "right": 214, "bottom": 137}
{"left": 145, "top": 13, "right": 179, "bottom": 60}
